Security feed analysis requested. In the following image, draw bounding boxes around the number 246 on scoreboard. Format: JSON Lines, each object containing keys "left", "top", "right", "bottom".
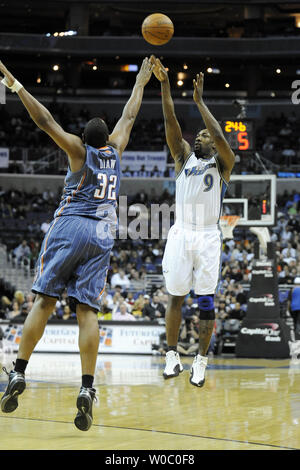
{"left": 222, "top": 120, "right": 255, "bottom": 151}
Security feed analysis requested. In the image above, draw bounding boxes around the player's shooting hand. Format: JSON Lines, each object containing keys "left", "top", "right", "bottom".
{"left": 150, "top": 55, "right": 168, "bottom": 82}
{"left": 193, "top": 72, "right": 204, "bottom": 104}
{"left": 136, "top": 57, "right": 155, "bottom": 86}
{"left": 0, "top": 61, "right": 15, "bottom": 87}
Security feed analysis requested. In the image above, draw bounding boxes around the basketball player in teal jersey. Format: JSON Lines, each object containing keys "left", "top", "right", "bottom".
{"left": 150, "top": 56, "right": 235, "bottom": 387}
{"left": 0, "top": 58, "right": 154, "bottom": 430}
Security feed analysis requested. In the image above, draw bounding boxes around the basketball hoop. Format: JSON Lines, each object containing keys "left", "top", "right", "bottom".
{"left": 220, "top": 215, "right": 240, "bottom": 239}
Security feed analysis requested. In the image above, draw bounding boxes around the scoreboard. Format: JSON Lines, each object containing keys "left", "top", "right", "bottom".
{"left": 221, "top": 120, "right": 255, "bottom": 151}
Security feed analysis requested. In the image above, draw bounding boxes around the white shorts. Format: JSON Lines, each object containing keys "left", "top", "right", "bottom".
{"left": 162, "top": 223, "right": 222, "bottom": 296}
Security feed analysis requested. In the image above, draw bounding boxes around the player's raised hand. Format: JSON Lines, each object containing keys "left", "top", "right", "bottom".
{"left": 150, "top": 55, "right": 168, "bottom": 82}
{"left": 193, "top": 72, "right": 204, "bottom": 104}
{"left": 0, "top": 61, "right": 16, "bottom": 88}
{"left": 136, "top": 57, "right": 155, "bottom": 86}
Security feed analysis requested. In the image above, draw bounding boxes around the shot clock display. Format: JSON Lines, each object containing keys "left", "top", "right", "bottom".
{"left": 222, "top": 120, "right": 255, "bottom": 151}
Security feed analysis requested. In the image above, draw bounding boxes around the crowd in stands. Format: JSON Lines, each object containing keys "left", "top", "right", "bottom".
{"left": 0, "top": 104, "right": 300, "bottom": 354}
{"left": 0, "top": 105, "right": 299, "bottom": 175}
{"left": 0, "top": 182, "right": 299, "bottom": 354}
{"left": 256, "top": 112, "right": 300, "bottom": 168}
{"left": 0, "top": 104, "right": 166, "bottom": 160}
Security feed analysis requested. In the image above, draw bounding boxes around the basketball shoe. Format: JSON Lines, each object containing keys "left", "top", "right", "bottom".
{"left": 1, "top": 367, "right": 26, "bottom": 413}
{"left": 163, "top": 350, "right": 184, "bottom": 379}
{"left": 189, "top": 354, "right": 208, "bottom": 387}
{"left": 74, "top": 386, "right": 97, "bottom": 431}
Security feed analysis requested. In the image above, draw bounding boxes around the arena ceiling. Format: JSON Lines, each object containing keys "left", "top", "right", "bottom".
{"left": 0, "top": 1, "right": 299, "bottom": 96}
{"left": 0, "top": 1, "right": 300, "bottom": 36}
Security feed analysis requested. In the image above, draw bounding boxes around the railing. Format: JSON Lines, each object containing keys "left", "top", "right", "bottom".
{"left": 3, "top": 146, "right": 63, "bottom": 174}
{"left": 3, "top": 146, "right": 299, "bottom": 176}
{"left": 24, "top": 149, "right": 62, "bottom": 174}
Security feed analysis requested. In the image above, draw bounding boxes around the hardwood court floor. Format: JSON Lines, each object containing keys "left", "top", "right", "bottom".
{"left": 0, "top": 352, "right": 299, "bottom": 451}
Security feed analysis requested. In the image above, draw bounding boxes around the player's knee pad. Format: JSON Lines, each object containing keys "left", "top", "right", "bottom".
{"left": 198, "top": 294, "right": 215, "bottom": 320}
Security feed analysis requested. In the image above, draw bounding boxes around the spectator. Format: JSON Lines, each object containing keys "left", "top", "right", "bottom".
{"left": 22, "top": 293, "right": 34, "bottom": 314}
{"left": 131, "top": 295, "right": 145, "bottom": 318}
{"left": 288, "top": 277, "right": 300, "bottom": 339}
{"left": 215, "top": 299, "right": 230, "bottom": 318}
{"left": 129, "top": 268, "right": 145, "bottom": 290}
{"left": 0, "top": 296, "right": 11, "bottom": 319}
{"left": 11, "top": 303, "right": 29, "bottom": 323}
{"left": 135, "top": 165, "right": 150, "bottom": 177}
{"left": 122, "top": 166, "right": 132, "bottom": 177}
{"left": 62, "top": 305, "right": 72, "bottom": 320}
{"left": 142, "top": 295, "right": 152, "bottom": 320}
{"left": 14, "top": 290, "right": 25, "bottom": 309}
{"left": 151, "top": 165, "right": 163, "bottom": 177}
{"left": 227, "top": 302, "right": 245, "bottom": 320}
{"left": 177, "top": 316, "right": 200, "bottom": 356}
{"left": 110, "top": 269, "right": 131, "bottom": 290}
{"left": 112, "top": 303, "right": 136, "bottom": 321}
{"left": 142, "top": 294, "right": 165, "bottom": 321}
{"left": 53, "top": 290, "right": 69, "bottom": 316}
{"left": 279, "top": 265, "right": 294, "bottom": 285}
{"left": 125, "top": 292, "right": 135, "bottom": 306}
{"left": 27, "top": 220, "right": 40, "bottom": 235}
{"left": 13, "top": 240, "right": 31, "bottom": 266}
{"left": 235, "top": 284, "right": 247, "bottom": 307}
{"left": 101, "top": 289, "right": 114, "bottom": 312}
{"left": 7, "top": 300, "right": 21, "bottom": 320}
{"left": 111, "top": 291, "right": 123, "bottom": 313}
{"left": 182, "top": 296, "right": 199, "bottom": 320}
{"left": 282, "top": 243, "right": 297, "bottom": 260}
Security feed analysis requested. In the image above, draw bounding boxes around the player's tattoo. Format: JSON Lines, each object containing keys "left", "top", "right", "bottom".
{"left": 198, "top": 319, "right": 215, "bottom": 356}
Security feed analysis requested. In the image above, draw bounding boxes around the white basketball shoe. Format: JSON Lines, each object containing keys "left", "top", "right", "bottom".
{"left": 190, "top": 354, "right": 208, "bottom": 387}
{"left": 163, "top": 350, "right": 184, "bottom": 379}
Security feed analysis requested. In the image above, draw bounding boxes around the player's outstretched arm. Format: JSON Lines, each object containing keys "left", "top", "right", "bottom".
{"left": 150, "top": 56, "right": 190, "bottom": 169}
{"left": 108, "top": 57, "right": 154, "bottom": 158}
{"left": 193, "top": 72, "right": 235, "bottom": 182}
{"left": 0, "top": 60, "right": 85, "bottom": 172}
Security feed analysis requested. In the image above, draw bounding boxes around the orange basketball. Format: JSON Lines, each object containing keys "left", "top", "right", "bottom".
{"left": 142, "top": 13, "right": 174, "bottom": 46}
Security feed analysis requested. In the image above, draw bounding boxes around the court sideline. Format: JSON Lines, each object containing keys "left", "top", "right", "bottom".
{"left": 0, "top": 352, "right": 299, "bottom": 450}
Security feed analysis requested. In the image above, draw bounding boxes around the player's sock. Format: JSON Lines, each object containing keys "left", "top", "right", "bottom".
{"left": 82, "top": 374, "right": 94, "bottom": 389}
{"left": 14, "top": 359, "right": 28, "bottom": 375}
{"left": 167, "top": 345, "right": 177, "bottom": 352}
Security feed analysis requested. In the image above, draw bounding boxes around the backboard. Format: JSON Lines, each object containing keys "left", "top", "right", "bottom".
{"left": 223, "top": 174, "right": 276, "bottom": 227}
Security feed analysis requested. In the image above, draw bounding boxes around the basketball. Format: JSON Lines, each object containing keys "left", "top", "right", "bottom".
{"left": 141, "top": 13, "right": 174, "bottom": 46}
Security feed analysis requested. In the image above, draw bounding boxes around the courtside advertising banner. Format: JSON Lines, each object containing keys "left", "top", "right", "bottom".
{"left": 2, "top": 322, "right": 165, "bottom": 354}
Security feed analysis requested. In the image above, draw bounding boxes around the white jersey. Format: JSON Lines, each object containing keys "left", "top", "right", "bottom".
{"left": 175, "top": 152, "right": 227, "bottom": 229}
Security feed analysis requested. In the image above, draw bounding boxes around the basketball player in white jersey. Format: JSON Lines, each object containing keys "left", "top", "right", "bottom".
{"left": 150, "top": 56, "right": 235, "bottom": 387}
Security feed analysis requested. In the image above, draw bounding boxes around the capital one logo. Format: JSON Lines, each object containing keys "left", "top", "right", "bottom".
{"left": 291, "top": 80, "right": 300, "bottom": 104}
